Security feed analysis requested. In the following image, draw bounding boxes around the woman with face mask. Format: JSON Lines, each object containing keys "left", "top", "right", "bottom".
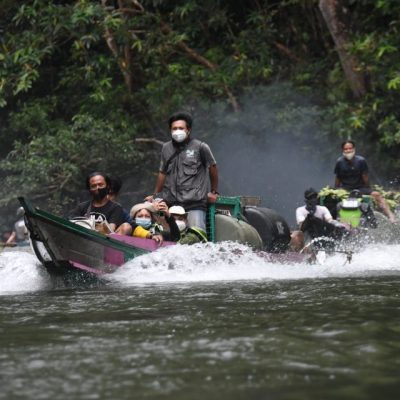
{"left": 130, "top": 201, "right": 180, "bottom": 243}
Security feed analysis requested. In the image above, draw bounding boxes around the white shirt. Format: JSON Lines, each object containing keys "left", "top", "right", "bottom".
{"left": 296, "top": 205, "right": 333, "bottom": 226}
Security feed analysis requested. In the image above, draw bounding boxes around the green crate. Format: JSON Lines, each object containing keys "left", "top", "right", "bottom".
{"left": 207, "top": 196, "right": 242, "bottom": 242}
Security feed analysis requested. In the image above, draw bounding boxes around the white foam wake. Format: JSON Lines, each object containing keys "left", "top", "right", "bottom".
{"left": 110, "top": 242, "right": 400, "bottom": 285}
{"left": 0, "top": 250, "right": 51, "bottom": 294}
{"left": 2, "top": 242, "right": 399, "bottom": 293}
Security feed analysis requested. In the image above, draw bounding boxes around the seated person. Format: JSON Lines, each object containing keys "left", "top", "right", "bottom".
{"left": 5, "top": 207, "right": 29, "bottom": 246}
{"left": 337, "top": 189, "right": 377, "bottom": 229}
{"left": 169, "top": 205, "right": 208, "bottom": 245}
{"left": 68, "top": 171, "right": 128, "bottom": 234}
{"left": 107, "top": 175, "right": 135, "bottom": 235}
{"left": 334, "top": 140, "right": 396, "bottom": 222}
{"left": 291, "top": 188, "right": 347, "bottom": 251}
{"left": 130, "top": 201, "right": 180, "bottom": 244}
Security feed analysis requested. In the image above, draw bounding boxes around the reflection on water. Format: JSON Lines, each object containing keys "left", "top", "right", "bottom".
{"left": 0, "top": 244, "right": 400, "bottom": 399}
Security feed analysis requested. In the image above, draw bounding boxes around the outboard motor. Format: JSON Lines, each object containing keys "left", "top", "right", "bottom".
{"left": 242, "top": 206, "right": 291, "bottom": 253}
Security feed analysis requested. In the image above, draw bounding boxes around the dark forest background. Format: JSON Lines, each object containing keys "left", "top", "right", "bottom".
{"left": 1, "top": 0, "right": 399, "bottom": 227}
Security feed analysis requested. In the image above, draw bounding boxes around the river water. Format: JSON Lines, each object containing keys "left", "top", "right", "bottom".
{"left": 1, "top": 242, "right": 399, "bottom": 399}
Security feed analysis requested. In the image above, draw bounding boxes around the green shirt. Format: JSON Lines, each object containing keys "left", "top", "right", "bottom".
{"left": 178, "top": 227, "right": 208, "bottom": 245}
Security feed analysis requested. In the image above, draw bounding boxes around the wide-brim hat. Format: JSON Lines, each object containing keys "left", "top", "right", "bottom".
{"left": 169, "top": 205, "right": 187, "bottom": 215}
{"left": 130, "top": 202, "right": 156, "bottom": 218}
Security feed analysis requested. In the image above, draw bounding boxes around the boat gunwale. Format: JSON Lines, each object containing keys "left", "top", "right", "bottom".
{"left": 18, "top": 197, "right": 149, "bottom": 257}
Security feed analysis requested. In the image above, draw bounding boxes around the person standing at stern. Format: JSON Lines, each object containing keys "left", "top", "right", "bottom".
{"left": 146, "top": 111, "right": 219, "bottom": 231}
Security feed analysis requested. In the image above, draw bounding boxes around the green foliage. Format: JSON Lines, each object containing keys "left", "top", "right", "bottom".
{"left": 322, "top": 0, "right": 400, "bottom": 165}
{"left": 0, "top": 114, "right": 144, "bottom": 212}
{"left": 319, "top": 187, "right": 352, "bottom": 201}
{"left": 319, "top": 186, "right": 400, "bottom": 211}
{"left": 1, "top": 0, "right": 400, "bottom": 221}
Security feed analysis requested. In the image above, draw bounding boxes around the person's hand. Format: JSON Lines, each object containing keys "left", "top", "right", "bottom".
{"left": 207, "top": 192, "right": 218, "bottom": 203}
{"left": 305, "top": 204, "right": 316, "bottom": 215}
{"left": 152, "top": 234, "right": 163, "bottom": 246}
{"left": 153, "top": 200, "right": 169, "bottom": 216}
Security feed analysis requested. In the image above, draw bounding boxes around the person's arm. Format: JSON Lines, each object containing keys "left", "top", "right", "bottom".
{"left": 334, "top": 160, "right": 341, "bottom": 188}
{"left": 322, "top": 207, "right": 333, "bottom": 223}
{"left": 145, "top": 172, "right": 166, "bottom": 202}
{"left": 108, "top": 204, "right": 126, "bottom": 232}
{"left": 5, "top": 231, "right": 16, "bottom": 245}
{"left": 132, "top": 225, "right": 163, "bottom": 244}
{"left": 208, "top": 164, "right": 219, "bottom": 203}
{"left": 359, "top": 158, "right": 370, "bottom": 187}
{"left": 164, "top": 215, "right": 180, "bottom": 242}
{"left": 209, "top": 164, "right": 218, "bottom": 193}
{"left": 361, "top": 172, "right": 369, "bottom": 187}
{"left": 154, "top": 172, "right": 166, "bottom": 194}
{"left": 296, "top": 207, "right": 306, "bottom": 228}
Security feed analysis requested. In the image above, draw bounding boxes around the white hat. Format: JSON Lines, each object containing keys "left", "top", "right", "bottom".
{"left": 169, "top": 205, "right": 186, "bottom": 215}
{"left": 130, "top": 202, "right": 156, "bottom": 218}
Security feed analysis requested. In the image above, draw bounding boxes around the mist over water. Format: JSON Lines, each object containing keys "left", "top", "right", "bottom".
{"left": 194, "top": 85, "right": 338, "bottom": 227}
{"left": 212, "top": 133, "right": 332, "bottom": 227}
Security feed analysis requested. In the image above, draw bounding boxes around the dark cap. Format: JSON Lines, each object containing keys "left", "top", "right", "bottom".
{"left": 304, "top": 188, "right": 318, "bottom": 200}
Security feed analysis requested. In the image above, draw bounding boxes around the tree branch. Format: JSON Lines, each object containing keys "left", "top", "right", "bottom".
{"left": 101, "top": 0, "right": 134, "bottom": 93}
{"left": 160, "top": 22, "right": 240, "bottom": 112}
{"left": 319, "top": 0, "right": 367, "bottom": 99}
{"left": 274, "top": 42, "right": 301, "bottom": 63}
{"left": 135, "top": 138, "right": 165, "bottom": 146}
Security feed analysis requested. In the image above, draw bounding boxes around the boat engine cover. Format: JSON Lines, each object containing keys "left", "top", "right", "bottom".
{"left": 215, "top": 214, "right": 263, "bottom": 249}
{"left": 242, "top": 206, "right": 290, "bottom": 253}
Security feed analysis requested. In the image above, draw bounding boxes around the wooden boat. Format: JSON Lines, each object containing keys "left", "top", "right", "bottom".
{"left": 19, "top": 195, "right": 304, "bottom": 279}
{"left": 19, "top": 197, "right": 174, "bottom": 277}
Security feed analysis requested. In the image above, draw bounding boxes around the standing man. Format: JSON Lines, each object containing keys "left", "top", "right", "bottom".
{"left": 334, "top": 140, "right": 396, "bottom": 222}
{"left": 146, "top": 111, "right": 219, "bottom": 231}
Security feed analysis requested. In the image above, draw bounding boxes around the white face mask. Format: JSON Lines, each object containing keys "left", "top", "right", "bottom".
{"left": 343, "top": 150, "right": 355, "bottom": 160}
{"left": 176, "top": 220, "right": 187, "bottom": 232}
{"left": 171, "top": 129, "right": 187, "bottom": 143}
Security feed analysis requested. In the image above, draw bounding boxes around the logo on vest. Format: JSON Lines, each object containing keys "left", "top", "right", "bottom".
{"left": 186, "top": 149, "right": 195, "bottom": 158}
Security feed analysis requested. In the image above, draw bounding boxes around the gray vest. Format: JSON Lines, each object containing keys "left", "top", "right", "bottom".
{"left": 160, "top": 139, "right": 208, "bottom": 210}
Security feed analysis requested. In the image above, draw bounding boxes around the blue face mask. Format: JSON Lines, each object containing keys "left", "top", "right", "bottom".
{"left": 135, "top": 217, "right": 152, "bottom": 229}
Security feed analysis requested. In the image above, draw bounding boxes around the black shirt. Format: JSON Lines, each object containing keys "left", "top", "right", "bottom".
{"left": 69, "top": 200, "right": 125, "bottom": 228}
{"left": 334, "top": 155, "right": 369, "bottom": 190}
